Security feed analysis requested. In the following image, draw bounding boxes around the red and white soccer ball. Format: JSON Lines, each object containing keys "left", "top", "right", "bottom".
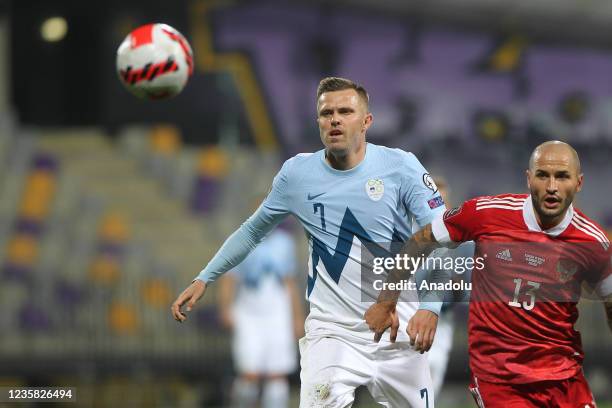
{"left": 116, "top": 23, "right": 194, "bottom": 100}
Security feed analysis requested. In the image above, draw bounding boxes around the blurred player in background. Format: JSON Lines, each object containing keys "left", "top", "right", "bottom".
{"left": 366, "top": 141, "right": 612, "bottom": 407}
{"left": 218, "top": 228, "right": 304, "bottom": 408}
{"left": 416, "top": 177, "right": 473, "bottom": 399}
{"left": 172, "top": 77, "right": 444, "bottom": 407}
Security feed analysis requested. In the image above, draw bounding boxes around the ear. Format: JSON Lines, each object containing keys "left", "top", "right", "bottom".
{"left": 525, "top": 169, "right": 531, "bottom": 190}
{"left": 362, "top": 112, "right": 373, "bottom": 132}
{"left": 576, "top": 173, "right": 584, "bottom": 193}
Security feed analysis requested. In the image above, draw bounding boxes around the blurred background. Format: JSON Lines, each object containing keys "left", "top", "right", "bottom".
{"left": 0, "top": 0, "right": 611, "bottom": 406}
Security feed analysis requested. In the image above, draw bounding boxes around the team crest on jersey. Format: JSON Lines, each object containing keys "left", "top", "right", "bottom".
{"left": 443, "top": 206, "right": 462, "bottom": 220}
{"left": 365, "top": 178, "right": 384, "bottom": 201}
{"left": 422, "top": 173, "right": 438, "bottom": 193}
{"left": 556, "top": 258, "right": 578, "bottom": 283}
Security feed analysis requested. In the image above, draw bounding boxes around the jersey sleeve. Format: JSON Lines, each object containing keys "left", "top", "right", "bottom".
{"left": 194, "top": 160, "right": 293, "bottom": 283}
{"left": 261, "top": 157, "right": 293, "bottom": 217}
{"left": 401, "top": 153, "right": 446, "bottom": 228}
{"left": 431, "top": 197, "right": 481, "bottom": 245}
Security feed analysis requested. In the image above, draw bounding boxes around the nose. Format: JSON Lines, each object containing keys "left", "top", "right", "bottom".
{"left": 546, "top": 177, "right": 558, "bottom": 193}
{"left": 330, "top": 112, "right": 340, "bottom": 127}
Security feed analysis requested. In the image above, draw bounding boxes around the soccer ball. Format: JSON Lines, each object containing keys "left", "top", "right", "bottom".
{"left": 116, "top": 23, "right": 194, "bottom": 100}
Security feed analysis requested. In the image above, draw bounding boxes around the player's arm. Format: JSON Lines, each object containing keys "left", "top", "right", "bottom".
{"left": 284, "top": 276, "right": 305, "bottom": 339}
{"left": 366, "top": 196, "right": 481, "bottom": 349}
{"left": 218, "top": 274, "right": 237, "bottom": 330}
{"left": 172, "top": 159, "right": 293, "bottom": 323}
{"left": 365, "top": 224, "right": 441, "bottom": 349}
{"left": 171, "top": 208, "right": 287, "bottom": 322}
{"left": 170, "top": 214, "right": 274, "bottom": 323}
{"left": 379, "top": 224, "right": 441, "bottom": 303}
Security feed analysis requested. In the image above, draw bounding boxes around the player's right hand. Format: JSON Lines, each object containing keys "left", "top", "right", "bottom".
{"left": 365, "top": 301, "right": 400, "bottom": 343}
{"left": 171, "top": 279, "right": 207, "bottom": 322}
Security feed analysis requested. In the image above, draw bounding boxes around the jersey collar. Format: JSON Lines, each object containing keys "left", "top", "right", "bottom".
{"left": 320, "top": 143, "right": 370, "bottom": 176}
{"left": 523, "top": 196, "right": 574, "bottom": 236}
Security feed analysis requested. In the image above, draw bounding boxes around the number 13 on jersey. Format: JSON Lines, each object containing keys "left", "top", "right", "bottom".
{"left": 508, "top": 278, "right": 541, "bottom": 310}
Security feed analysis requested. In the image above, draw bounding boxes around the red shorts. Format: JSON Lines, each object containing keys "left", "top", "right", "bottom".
{"left": 469, "top": 372, "right": 596, "bottom": 408}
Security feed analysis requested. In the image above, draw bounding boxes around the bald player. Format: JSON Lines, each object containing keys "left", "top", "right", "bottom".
{"left": 366, "top": 141, "right": 612, "bottom": 407}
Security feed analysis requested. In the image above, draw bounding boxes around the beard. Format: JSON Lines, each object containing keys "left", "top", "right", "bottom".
{"left": 323, "top": 136, "right": 350, "bottom": 156}
{"left": 530, "top": 192, "right": 569, "bottom": 222}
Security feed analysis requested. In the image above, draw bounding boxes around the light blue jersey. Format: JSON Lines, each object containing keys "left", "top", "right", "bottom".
{"left": 197, "top": 143, "right": 445, "bottom": 342}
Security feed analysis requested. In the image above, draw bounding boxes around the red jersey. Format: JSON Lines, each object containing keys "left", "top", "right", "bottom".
{"left": 431, "top": 193, "right": 611, "bottom": 384}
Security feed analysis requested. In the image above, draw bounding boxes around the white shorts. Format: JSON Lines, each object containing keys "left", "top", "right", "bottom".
{"left": 232, "top": 313, "right": 297, "bottom": 375}
{"left": 299, "top": 335, "right": 433, "bottom": 408}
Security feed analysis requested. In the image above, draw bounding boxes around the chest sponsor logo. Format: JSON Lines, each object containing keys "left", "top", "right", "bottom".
{"left": 365, "top": 178, "right": 384, "bottom": 201}
{"left": 524, "top": 253, "right": 545, "bottom": 267}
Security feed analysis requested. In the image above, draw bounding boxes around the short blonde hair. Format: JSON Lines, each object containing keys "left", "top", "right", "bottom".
{"left": 317, "top": 77, "right": 369, "bottom": 108}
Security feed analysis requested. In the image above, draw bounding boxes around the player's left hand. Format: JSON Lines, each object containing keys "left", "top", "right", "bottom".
{"left": 171, "top": 279, "right": 207, "bottom": 322}
{"left": 365, "top": 301, "right": 400, "bottom": 343}
{"left": 407, "top": 310, "right": 438, "bottom": 353}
